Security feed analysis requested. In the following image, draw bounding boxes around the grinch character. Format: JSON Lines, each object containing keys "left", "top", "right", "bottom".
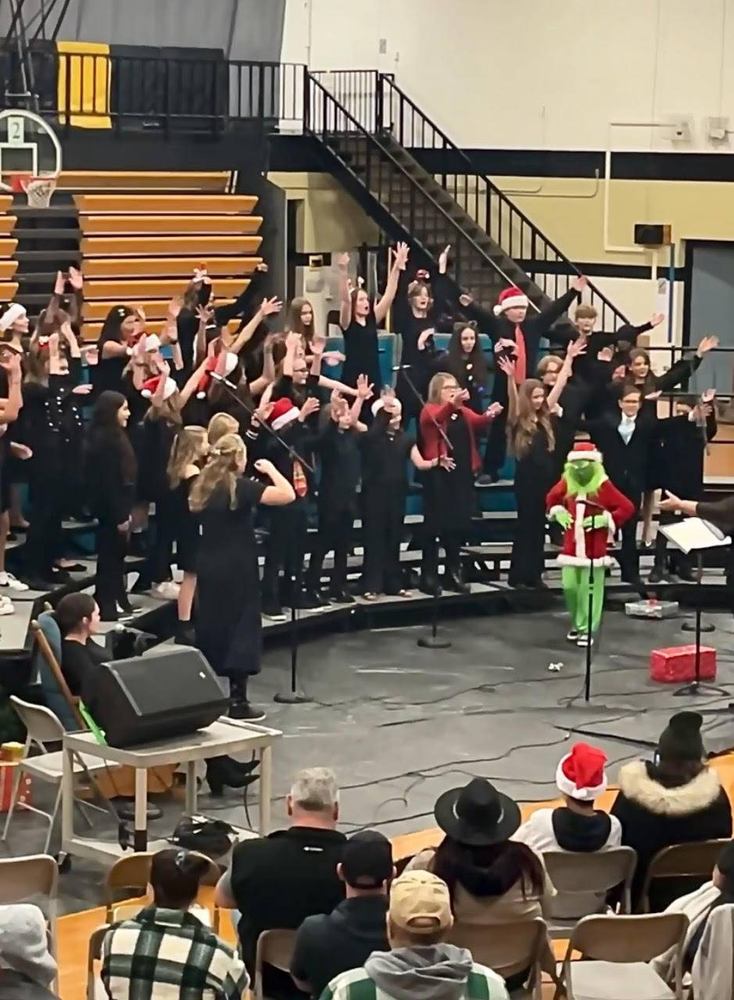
{"left": 546, "top": 441, "right": 635, "bottom": 646}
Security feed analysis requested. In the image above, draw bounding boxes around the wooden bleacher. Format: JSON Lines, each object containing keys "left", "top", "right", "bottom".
{"left": 0, "top": 194, "right": 18, "bottom": 303}
{"left": 72, "top": 178, "right": 263, "bottom": 340}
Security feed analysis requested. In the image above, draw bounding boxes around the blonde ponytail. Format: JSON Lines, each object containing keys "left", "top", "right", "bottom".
{"left": 189, "top": 432, "right": 246, "bottom": 512}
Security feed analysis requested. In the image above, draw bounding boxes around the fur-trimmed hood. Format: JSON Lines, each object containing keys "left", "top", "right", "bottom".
{"left": 617, "top": 760, "right": 723, "bottom": 817}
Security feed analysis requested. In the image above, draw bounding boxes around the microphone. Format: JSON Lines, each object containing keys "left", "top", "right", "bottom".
{"left": 391, "top": 364, "right": 413, "bottom": 372}
{"left": 209, "top": 370, "right": 239, "bottom": 391}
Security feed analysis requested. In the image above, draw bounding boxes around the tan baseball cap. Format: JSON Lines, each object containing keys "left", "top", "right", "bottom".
{"left": 389, "top": 870, "right": 453, "bottom": 934}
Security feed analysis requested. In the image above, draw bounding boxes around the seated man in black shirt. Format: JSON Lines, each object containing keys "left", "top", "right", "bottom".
{"left": 291, "top": 830, "right": 393, "bottom": 998}
{"left": 55, "top": 592, "right": 107, "bottom": 714}
{"left": 215, "top": 767, "right": 346, "bottom": 975}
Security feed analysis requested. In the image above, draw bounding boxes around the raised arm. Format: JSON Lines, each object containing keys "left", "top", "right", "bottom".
{"left": 546, "top": 338, "right": 586, "bottom": 410}
{"left": 249, "top": 336, "right": 276, "bottom": 399}
{"left": 496, "top": 355, "right": 520, "bottom": 423}
{"left": 531, "top": 276, "right": 585, "bottom": 335}
{"left": 229, "top": 297, "right": 282, "bottom": 356}
{"left": 0, "top": 353, "right": 23, "bottom": 423}
{"left": 253, "top": 458, "right": 296, "bottom": 506}
{"left": 374, "top": 242, "right": 409, "bottom": 326}
{"left": 336, "top": 252, "right": 352, "bottom": 330}
{"left": 178, "top": 356, "right": 210, "bottom": 407}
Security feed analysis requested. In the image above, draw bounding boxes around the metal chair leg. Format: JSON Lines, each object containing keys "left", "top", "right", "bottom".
{"left": 1, "top": 764, "right": 21, "bottom": 840}
{"left": 44, "top": 785, "right": 63, "bottom": 855}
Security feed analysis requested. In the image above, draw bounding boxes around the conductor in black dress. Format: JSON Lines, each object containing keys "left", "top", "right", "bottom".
{"left": 189, "top": 432, "right": 295, "bottom": 722}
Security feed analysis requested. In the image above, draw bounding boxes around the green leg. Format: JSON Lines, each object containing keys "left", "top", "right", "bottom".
{"left": 561, "top": 567, "right": 582, "bottom": 627}
{"left": 575, "top": 565, "right": 607, "bottom": 635}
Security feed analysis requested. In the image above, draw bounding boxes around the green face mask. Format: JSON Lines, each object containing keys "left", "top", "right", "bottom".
{"left": 570, "top": 460, "right": 597, "bottom": 487}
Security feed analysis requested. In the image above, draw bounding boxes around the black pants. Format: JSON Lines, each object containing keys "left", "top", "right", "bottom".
{"left": 146, "top": 490, "right": 175, "bottom": 585}
{"left": 362, "top": 488, "right": 405, "bottom": 593}
{"left": 306, "top": 506, "right": 353, "bottom": 592}
{"left": 95, "top": 522, "right": 128, "bottom": 614}
{"left": 25, "top": 463, "right": 64, "bottom": 578}
{"left": 653, "top": 510, "right": 691, "bottom": 574}
{"left": 483, "top": 406, "right": 508, "bottom": 477}
{"left": 422, "top": 531, "right": 463, "bottom": 580}
{"left": 261, "top": 500, "right": 308, "bottom": 608}
{"left": 617, "top": 494, "right": 641, "bottom": 582}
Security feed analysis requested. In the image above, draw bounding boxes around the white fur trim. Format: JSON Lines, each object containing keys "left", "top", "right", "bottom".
{"left": 271, "top": 406, "right": 299, "bottom": 432}
{"left": 493, "top": 293, "right": 529, "bottom": 316}
{"left": 371, "top": 399, "right": 385, "bottom": 416}
{"left": 0, "top": 303, "right": 26, "bottom": 332}
{"left": 574, "top": 497, "right": 587, "bottom": 562}
{"left": 557, "top": 554, "right": 613, "bottom": 567}
{"left": 617, "top": 760, "right": 723, "bottom": 816}
{"left": 144, "top": 334, "right": 160, "bottom": 352}
{"left": 567, "top": 448, "right": 602, "bottom": 462}
{"left": 223, "top": 352, "right": 238, "bottom": 376}
{"left": 556, "top": 755, "right": 607, "bottom": 801}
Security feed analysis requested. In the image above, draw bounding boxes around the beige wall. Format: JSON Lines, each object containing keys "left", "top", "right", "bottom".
{"left": 268, "top": 171, "right": 379, "bottom": 252}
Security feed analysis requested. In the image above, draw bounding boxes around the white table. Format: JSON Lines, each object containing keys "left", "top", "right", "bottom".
{"left": 61, "top": 717, "right": 282, "bottom": 864}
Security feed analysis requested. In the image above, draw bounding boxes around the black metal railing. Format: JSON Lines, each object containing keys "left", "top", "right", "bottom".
{"left": 305, "top": 73, "right": 522, "bottom": 303}
{"left": 312, "top": 70, "right": 628, "bottom": 330}
{"left": 0, "top": 50, "right": 306, "bottom": 134}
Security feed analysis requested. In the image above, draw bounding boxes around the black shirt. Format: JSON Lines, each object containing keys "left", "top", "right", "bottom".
{"left": 317, "top": 423, "right": 361, "bottom": 512}
{"left": 291, "top": 896, "right": 389, "bottom": 998}
{"left": 61, "top": 637, "right": 107, "bottom": 713}
{"left": 229, "top": 826, "right": 346, "bottom": 970}
{"left": 361, "top": 412, "right": 415, "bottom": 490}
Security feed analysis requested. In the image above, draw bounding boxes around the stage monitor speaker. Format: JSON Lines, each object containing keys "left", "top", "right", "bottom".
{"left": 91, "top": 648, "right": 228, "bottom": 748}
{"left": 634, "top": 223, "right": 672, "bottom": 247}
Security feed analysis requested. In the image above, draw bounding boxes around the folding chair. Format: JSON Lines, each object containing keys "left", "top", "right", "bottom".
{"left": 87, "top": 924, "right": 110, "bottom": 1000}
{"left": 447, "top": 917, "right": 547, "bottom": 999}
{"left": 32, "top": 613, "right": 85, "bottom": 731}
{"left": 542, "top": 846, "right": 637, "bottom": 935}
{"left": 640, "top": 839, "right": 730, "bottom": 913}
{"left": 254, "top": 929, "right": 298, "bottom": 1000}
{"left": 557, "top": 912, "right": 688, "bottom": 1000}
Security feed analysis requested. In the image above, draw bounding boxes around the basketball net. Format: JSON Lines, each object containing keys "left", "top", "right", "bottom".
{"left": 9, "top": 172, "right": 58, "bottom": 208}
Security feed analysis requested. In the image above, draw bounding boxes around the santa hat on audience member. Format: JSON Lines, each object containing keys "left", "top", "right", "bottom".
{"left": 556, "top": 742, "right": 608, "bottom": 802}
{"left": 144, "top": 334, "right": 161, "bottom": 352}
{"left": 196, "top": 352, "right": 238, "bottom": 398}
{"left": 565, "top": 440, "right": 602, "bottom": 463}
{"left": 141, "top": 375, "right": 177, "bottom": 400}
{"left": 0, "top": 303, "right": 27, "bottom": 332}
{"left": 268, "top": 396, "right": 300, "bottom": 432}
{"left": 493, "top": 286, "right": 529, "bottom": 317}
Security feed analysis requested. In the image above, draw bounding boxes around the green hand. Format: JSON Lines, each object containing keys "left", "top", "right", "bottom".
{"left": 553, "top": 510, "right": 573, "bottom": 529}
{"left": 582, "top": 515, "right": 604, "bottom": 529}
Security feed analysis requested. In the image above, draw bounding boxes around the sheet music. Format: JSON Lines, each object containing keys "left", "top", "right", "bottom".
{"left": 660, "top": 517, "right": 730, "bottom": 554}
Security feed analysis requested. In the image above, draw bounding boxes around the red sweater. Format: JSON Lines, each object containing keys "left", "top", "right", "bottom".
{"left": 419, "top": 402, "right": 494, "bottom": 473}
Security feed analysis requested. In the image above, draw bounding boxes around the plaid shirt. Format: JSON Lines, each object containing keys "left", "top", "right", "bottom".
{"left": 101, "top": 906, "right": 249, "bottom": 1000}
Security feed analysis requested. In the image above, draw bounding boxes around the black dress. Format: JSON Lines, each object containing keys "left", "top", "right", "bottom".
{"left": 341, "top": 313, "right": 380, "bottom": 391}
{"left": 509, "top": 422, "right": 557, "bottom": 587}
{"left": 423, "top": 410, "right": 474, "bottom": 537}
{"left": 169, "top": 474, "right": 200, "bottom": 574}
{"left": 196, "top": 476, "right": 266, "bottom": 680}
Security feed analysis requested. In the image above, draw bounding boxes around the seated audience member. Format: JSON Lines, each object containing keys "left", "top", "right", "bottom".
{"left": 611, "top": 711, "right": 732, "bottom": 909}
{"left": 514, "top": 742, "right": 621, "bottom": 853}
{"left": 321, "top": 870, "right": 509, "bottom": 1000}
{"left": 215, "top": 767, "right": 345, "bottom": 973}
{"left": 102, "top": 848, "right": 248, "bottom": 1000}
{"left": 407, "top": 778, "right": 554, "bottom": 923}
{"left": 54, "top": 592, "right": 106, "bottom": 708}
{"left": 291, "top": 830, "right": 394, "bottom": 998}
{"left": 0, "top": 904, "right": 58, "bottom": 1000}
{"left": 653, "top": 840, "right": 734, "bottom": 991}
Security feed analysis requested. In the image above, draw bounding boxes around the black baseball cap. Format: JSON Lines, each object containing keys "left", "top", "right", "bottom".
{"left": 341, "top": 830, "right": 393, "bottom": 889}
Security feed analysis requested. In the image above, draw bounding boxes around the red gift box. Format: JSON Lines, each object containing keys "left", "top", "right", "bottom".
{"left": 650, "top": 644, "right": 717, "bottom": 684}
{"left": 0, "top": 762, "right": 31, "bottom": 812}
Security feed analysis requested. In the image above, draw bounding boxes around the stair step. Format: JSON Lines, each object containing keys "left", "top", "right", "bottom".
{"left": 12, "top": 203, "right": 76, "bottom": 217}
{"left": 14, "top": 249, "right": 77, "bottom": 261}
{"left": 15, "top": 271, "right": 62, "bottom": 283}
{"left": 12, "top": 228, "right": 80, "bottom": 241}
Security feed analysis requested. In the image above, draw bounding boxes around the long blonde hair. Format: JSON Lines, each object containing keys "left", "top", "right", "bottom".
{"left": 207, "top": 411, "right": 239, "bottom": 445}
{"left": 167, "top": 425, "right": 208, "bottom": 489}
{"left": 508, "top": 378, "right": 555, "bottom": 458}
{"left": 189, "top": 433, "right": 245, "bottom": 512}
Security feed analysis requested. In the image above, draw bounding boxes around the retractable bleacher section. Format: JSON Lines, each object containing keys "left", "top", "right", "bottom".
{"left": 67, "top": 171, "right": 262, "bottom": 339}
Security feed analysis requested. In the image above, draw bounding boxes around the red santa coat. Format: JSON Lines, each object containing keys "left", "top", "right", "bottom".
{"left": 546, "top": 476, "right": 635, "bottom": 567}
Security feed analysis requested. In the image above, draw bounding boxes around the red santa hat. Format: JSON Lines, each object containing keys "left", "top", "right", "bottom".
{"left": 556, "top": 742, "right": 608, "bottom": 801}
{"left": 566, "top": 440, "right": 602, "bottom": 463}
{"left": 195, "top": 352, "right": 238, "bottom": 398}
{"left": 269, "top": 396, "right": 300, "bottom": 432}
{"left": 493, "top": 286, "right": 529, "bottom": 317}
{"left": 141, "top": 375, "right": 177, "bottom": 400}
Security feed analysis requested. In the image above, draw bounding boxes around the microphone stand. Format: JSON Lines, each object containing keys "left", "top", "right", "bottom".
{"left": 210, "top": 372, "right": 314, "bottom": 704}
{"left": 395, "top": 365, "right": 453, "bottom": 650}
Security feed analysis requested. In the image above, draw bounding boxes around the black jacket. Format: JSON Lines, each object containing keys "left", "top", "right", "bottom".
{"left": 657, "top": 411, "right": 717, "bottom": 499}
{"left": 84, "top": 428, "right": 136, "bottom": 526}
{"left": 584, "top": 410, "right": 657, "bottom": 501}
{"left": 611, "top": 760, "right": 732, "bottom": 909}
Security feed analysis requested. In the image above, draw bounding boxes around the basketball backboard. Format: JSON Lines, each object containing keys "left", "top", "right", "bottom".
{"left": 0, "top": 109, "right": 62, "bottom": 183}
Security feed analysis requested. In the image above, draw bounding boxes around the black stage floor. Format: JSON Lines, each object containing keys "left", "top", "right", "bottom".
{"left": 3, "top": 600, "right": 734, "bottom": 914}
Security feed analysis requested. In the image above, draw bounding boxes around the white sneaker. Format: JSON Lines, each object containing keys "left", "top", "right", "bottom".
{"left": 566, "top": 628, "right": 579, "bottom": 642}
{"left": 0, "top": 596, "right": 15, "bottom": 615}
{"left": 577, "top": 634, "right": 594, "bottom": 648}
{"left": 152, "top": 581, "right": 180, "bottom": 600}
{"left": 0, "top": 571, "right": 28, "bottom": 592}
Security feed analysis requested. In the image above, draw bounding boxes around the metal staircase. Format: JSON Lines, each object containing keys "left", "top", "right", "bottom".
{"left": 305, "top": 70, "right": 628, "bottom": 328}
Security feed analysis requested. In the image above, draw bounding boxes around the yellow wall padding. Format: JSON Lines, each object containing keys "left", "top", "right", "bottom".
{"left": 57, "top": 41, "right": 111, "bottom": 129}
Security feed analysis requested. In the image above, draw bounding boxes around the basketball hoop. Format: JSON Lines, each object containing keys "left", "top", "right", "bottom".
{"left": 9, "top": 172, "right": 57, "bottom": 208}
